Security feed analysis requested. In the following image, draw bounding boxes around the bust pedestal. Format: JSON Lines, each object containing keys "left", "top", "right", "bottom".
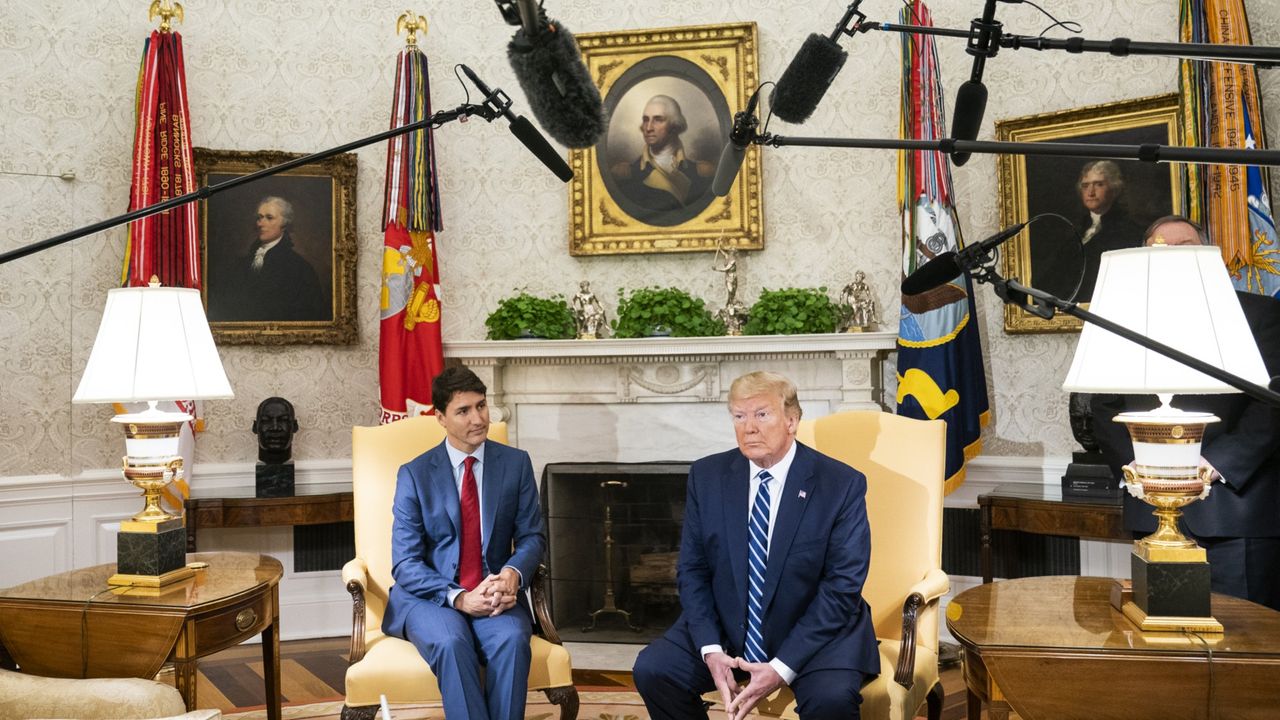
{"left": 256, "top": 462, "right": 295, "bottom": 498}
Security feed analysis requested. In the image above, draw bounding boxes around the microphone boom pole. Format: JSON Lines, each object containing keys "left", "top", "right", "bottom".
{"left": 3, "top": 94, "right": 546, "bottom": 267}
{"left": 974, "top": 269, "right": 1280, "bottom": 408}
{"left": 858, "top": 20, "right": 1280, "bottom": 68}
{"left": 757, "top": 132, "right": 1280, "bottom": 167}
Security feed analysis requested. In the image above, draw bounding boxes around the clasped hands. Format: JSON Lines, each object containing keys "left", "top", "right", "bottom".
{"left": 707, "top": 651, "right": 785, "bottom": 720}
{"left": 454, "top": 567, "right": 520, "bottom": 617}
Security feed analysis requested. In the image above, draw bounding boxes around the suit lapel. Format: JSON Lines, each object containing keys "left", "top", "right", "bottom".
{"left": 480, "top": 442, "right": 501, "bottom": 553}
{"left": 761, "top": 443, "right": 814, "bottom": 613}
{"left": 430, "top": 441, "right": 460, "bottom": 536}
{"left": 724, "top": 453, "right": 750, "bottom": 607}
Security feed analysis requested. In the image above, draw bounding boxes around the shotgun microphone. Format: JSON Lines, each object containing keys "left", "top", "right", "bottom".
{"left": 460, "top": 64, "right": 573, "bottom": 182}
{"left": 770, "top": 1, "right": 865, "bottom": 124}
{"left": 712, "top": 86, "right": 762, "bottom": 197}
{"left": 505, "top": 0, "right": 606, "bottom": 148}
{"left": 901, "top": 221, "right": 1027, "bottom": 295}
{"left": 950, "top": 0, "right": 1002, "bottom": 166}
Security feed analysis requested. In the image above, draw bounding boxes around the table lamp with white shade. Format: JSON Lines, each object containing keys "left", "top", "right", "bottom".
{"left": 1063, "top": 245, "right": 1270, "bottom": 632}
{"left": 73, "top": 278, "right": 233, "bottom": 587}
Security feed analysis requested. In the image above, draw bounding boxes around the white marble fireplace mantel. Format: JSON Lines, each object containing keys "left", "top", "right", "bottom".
{"left": 445, "top": 333, "right": 898, "bottom": 472}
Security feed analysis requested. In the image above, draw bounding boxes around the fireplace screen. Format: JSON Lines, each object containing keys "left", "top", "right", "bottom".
{"left": 542, "top": 462, "right": 689, "bottom": 643}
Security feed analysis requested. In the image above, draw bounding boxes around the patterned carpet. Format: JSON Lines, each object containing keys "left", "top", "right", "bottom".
{"left": 198, "top": 638, "right": 981, "bottom": 719}
{"left": 223, "top": 691, "right": 648, "bottom": 720}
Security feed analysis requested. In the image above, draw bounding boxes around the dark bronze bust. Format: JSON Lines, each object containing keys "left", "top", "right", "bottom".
{"left": 1061, "top": 392, "right": 1119, "bottom": 497}
{"left": 252, "top": 397, "right": 298, "bottom": 497}
{"left": 1068, "top": 391, "right": 1100, "bottom": 454}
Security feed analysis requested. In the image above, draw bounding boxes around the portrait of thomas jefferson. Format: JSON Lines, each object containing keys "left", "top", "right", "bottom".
{"left": 599, "top": 57, "right": 730, "bottom": 228}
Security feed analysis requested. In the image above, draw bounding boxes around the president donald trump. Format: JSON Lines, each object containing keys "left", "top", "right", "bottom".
{"left": 634, "top": 371, "right": 879, "bottom": 720}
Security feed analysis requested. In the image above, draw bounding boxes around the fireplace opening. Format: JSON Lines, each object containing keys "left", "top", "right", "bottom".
{"left": 542, "top": 462, "right": 690, "bottom": 644}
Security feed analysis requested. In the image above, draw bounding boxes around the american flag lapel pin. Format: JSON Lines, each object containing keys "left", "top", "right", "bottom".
{"left": 798, "top": 490, "right": 807, "bottom": 499}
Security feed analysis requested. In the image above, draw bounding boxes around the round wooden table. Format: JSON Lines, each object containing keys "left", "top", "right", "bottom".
{"left": 946, "top": 576, "right": 1280, "bottom": 720}
{"left": 0, "top": 551, "right": 282, "bottom": 720}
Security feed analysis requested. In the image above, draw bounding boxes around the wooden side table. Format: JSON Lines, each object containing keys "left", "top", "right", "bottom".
{"left": 185, "top": 486, "right": 353, "bottom": 551}
{"left": 977, "top": 484, "right": 1124, "bottom": 583}
{"left": 0, "top": 552, "right": 283, "bottom": 720}
{"left": 947, "top": 576, "right": 1280, "bottom": 720}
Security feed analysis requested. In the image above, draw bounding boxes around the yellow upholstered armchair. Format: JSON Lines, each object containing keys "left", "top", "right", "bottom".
{"left": 711, "top": 410, "right": 949, "bottom": 720}
{"left": 341, "top": 417, "right": 577, "bottom": 720}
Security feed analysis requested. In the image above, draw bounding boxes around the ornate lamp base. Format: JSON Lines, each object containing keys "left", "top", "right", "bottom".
{"left": 1115, "top": 401, "right": 1223, "bottom": 633}
{"left": 110, "top": 517, "right": 194, "bottom": 587}
{"left": 107, "top": 404, "right": 195, "bottom": 588}
{"left": 1124, "top": 551, "right": 1221, "bottom": 633}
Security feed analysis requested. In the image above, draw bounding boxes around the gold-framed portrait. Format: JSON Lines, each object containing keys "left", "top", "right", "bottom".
{"left": 996, "top": 93, "right": 1182, "bottom": 333}
{"left": 194, "top": 148, "right": 358, "bottom": 345}
{"left": 569, "top": 22, "right": 762, "bottom": 256}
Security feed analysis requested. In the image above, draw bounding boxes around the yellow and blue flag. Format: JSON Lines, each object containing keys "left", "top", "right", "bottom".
{"left": 897, "top": 0, "right": 990, "bottom": 494}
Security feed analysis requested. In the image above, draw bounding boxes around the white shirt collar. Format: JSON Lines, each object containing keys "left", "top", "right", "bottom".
{"left": 444, "top": 439, "right": 486, "bottom": 470}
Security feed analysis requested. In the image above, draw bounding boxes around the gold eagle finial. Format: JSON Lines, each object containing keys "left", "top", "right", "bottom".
{"left": 148, "top": 0, "right": 184, "bottom": 32}
{"left": 396, "top": 11, "right": 428, "bottom": 46}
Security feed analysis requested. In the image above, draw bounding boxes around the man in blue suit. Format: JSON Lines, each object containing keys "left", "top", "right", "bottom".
{"left": 635, "top": 371, "right": 879, "bottom": 720}
{"left": 382, "top": 366, "right": 546, "bottom": 720}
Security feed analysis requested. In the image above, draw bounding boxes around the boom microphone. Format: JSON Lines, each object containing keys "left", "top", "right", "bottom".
{"left": 460, "top": 64, "right": 574, "bottom": 182}
{"left": 770, "top": 1, "right": 865, "bottom": 124}
{"left": 950, "top": 0, "right": 1001, "bottom": 166}
{"left": 901, "top": 221, "right": 1027, "bottom": 295}
{"left": 712, "top": 87, "right": 762, "bottom": 197}
{"left": 506, "top": 0, "right": 606, "bottom": 148}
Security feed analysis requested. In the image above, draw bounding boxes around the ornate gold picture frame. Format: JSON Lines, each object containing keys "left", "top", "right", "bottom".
{"left": 996, "top": 93, "right": 1182, "bottom": 333}
{"left": 569, "top": 22, "right": 762, "bottom": 256}
{"left": 194, "top": 148, "right": 358, "bottom": 344}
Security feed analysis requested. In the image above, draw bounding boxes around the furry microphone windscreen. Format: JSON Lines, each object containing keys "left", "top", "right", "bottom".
{"left": 508, "top": 21, "right": 606, "bottom": 149}
{"left": 770, "top": 33, "right": 849, "bottom": 124}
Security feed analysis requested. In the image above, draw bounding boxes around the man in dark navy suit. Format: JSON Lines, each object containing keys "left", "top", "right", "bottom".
{"left": 634, "top": 371, "right": 879, "bottom": 720}
{"left": 381, "top": 367, "right": 546, "bottom": 719}
{"left": 1093, "top": 216, "right": 1280, "bottom": 611}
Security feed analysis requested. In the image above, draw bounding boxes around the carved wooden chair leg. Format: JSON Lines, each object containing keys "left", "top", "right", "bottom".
{"left": 926, "top": 681, "right": 944, "bottom": 720}
{"left": 544, "top": 685, "right": 580, "bottom": 720}
{"left": 340, "top": 704, "right": 379, "bottom": 720}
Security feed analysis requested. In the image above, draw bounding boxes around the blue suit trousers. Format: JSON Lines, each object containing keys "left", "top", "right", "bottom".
{"left": 402, "top": 600, "right": 532, "bottom": 720}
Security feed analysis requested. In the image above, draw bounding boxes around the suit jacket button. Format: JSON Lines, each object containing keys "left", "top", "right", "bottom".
{"left": 739, "top": 623, "right": 745, "bottom": 629}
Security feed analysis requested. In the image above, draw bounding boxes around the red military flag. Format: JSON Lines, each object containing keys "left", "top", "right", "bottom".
{"left": 380, "top": 43, "right": 445, "bottom": 423}
{"left": 120, "top": 22, "right": 201, "bottom": 511}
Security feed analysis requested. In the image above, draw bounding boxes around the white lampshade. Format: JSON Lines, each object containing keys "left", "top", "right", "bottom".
{"left": 73, "top": 285, "right": 234, "bottom": 403}
{"left": 1063, "top": 245, "right": 1268, "bottom": 394}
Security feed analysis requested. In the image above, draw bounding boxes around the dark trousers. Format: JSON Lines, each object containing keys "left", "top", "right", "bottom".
{"left": 634, "top": 636, "right": 865, "bottom": 720}
{"left": 1202, "top": 536, "right": 1280, "bottom": 612}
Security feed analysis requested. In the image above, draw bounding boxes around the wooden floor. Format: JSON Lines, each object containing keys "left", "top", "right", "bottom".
{"left": 192, "top": 637, "right": 987, "bottom": 718}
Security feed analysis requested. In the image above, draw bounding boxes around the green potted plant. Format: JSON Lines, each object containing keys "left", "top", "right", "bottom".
{"left": 484, "top": 292, "right": 575, "bottom": 340}
{"left": 612, "top": 286, "right": 725, "bottom": 338}
{"left": 744, "top": 287, "right": 842, "bottom": 335}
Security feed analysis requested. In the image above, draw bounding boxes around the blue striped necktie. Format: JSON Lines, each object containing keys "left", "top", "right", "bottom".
{"left": 745, "top": 469, "right": 773, "bottom": 663}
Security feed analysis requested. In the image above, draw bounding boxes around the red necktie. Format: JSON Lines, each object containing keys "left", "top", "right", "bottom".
{"left": 458, "top": 456, "right": 483, "bottom": 591}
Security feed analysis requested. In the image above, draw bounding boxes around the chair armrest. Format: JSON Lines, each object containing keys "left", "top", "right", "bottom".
{"left": 894, "top": 568, "right": 950, "bottom": 689}
{"left": 530, "top": 564, "right": 562, "bottom": 645}
{"left": 343, "top": 558, "right": 369, "bottom": 664}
